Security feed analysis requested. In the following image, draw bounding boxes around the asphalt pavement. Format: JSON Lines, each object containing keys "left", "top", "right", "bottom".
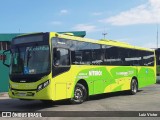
{"left": 0, "top": 84, "right": 160, "bottom": 120}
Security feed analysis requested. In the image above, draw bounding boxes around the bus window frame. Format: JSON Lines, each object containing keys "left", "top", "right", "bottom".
{"left": 52, "top": 47, "right": 71, "bottom": 68}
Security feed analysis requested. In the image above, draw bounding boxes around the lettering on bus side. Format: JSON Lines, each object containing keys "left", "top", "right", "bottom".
{"left": 89, "top": 70, "right": 102, "bottom": 76}
{"left": 116, "top": 70, "right": 134, "bottom": 76}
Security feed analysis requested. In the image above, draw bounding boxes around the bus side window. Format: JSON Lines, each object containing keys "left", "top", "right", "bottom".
{"left": 53, "top": 48, "right": 70, "bottom": 66}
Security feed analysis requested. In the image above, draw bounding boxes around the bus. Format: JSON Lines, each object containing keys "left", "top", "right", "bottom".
{"left": 3, "top": 32, "right": 156, "bottom": 104}
{"left": 155, "top": 48, "right": 160, "bottom": 82}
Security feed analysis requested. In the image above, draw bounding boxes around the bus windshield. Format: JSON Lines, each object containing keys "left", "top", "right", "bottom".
{"left": 10, "top": 45, "right": 50, "bottom": 75}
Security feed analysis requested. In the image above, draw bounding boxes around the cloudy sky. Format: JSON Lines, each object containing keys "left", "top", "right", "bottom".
{"left": 0, "top": 0, "right": 160, "bottom": 48}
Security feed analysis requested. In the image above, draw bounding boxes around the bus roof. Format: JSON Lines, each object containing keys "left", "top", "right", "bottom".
{"left": 15, "top": 31, "right": 86, "bottom": 38}
{"left": 12, "top": 32, "right": 154, "bottom": 52}
{"left": 54, "top": 32, "right": 154, "bottom": 52}
{"left": 58, "top": 31, "right": 86, "bottom": 37}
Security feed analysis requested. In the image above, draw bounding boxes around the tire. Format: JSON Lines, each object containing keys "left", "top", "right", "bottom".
{"left": 130, "top": 79, "right": 138, "bottom": 95}
{"left": 70, "top": 83, "right": 87, "bottom": 104}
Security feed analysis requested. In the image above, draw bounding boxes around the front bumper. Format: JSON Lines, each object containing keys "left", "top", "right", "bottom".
{"left": 9, "top": 82, "right": 54, "bottom": 100}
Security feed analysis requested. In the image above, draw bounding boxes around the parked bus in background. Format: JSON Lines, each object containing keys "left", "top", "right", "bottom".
{"left": 155, "top": 48, "right": 160, "bottom": 82}
{"left": 3, "top": 32, "right": 156, "bottom": 104}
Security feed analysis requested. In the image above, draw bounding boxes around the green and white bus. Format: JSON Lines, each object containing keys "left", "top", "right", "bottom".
{"left": 3, "top": 32, "right": 156, "bottom": 104}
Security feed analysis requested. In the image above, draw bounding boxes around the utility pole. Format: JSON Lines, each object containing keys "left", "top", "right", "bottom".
{"left": 19, "top": 28, "right": 21, "bottom": 33}
{"left": 102, "top": 26, "right": 107, "bottom": 39}
{"left": 102, "top": 33, "right": 107, "bottom": 39}
{"left": 157, "top": 23, "right": 159, "bottom": 48}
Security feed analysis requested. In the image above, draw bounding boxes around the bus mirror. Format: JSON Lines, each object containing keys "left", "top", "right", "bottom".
{"left": 53, "top": 48, "right": 61, "bottom": 60}
{"left": 3, "top": 50, "right": 11, "bottom": 67}
{"left": 55, "top": 51, "right": 61, "bottom": 66}
{"left": 56, "top": 51, "right": 61, "bottom": 60}
{"left": 53, "top": 48, "right": 61, "bottom": 66}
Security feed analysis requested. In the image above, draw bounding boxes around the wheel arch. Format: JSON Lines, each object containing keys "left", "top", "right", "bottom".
{"left": 76, "top": 79, "right": 89, "bottom": 96}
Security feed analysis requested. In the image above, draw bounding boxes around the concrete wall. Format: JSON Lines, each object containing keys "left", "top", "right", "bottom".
{"left": 0, "top": 34, "right": 21, "bottom": 92}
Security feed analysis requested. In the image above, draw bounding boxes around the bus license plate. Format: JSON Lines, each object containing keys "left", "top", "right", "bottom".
{"left": 17, "top": 93, "right": 26, "bottom": 96}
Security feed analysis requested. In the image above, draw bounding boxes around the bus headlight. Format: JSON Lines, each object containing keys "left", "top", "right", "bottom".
{"left": 37, "top": 80, "right": 50, "bottom": 92}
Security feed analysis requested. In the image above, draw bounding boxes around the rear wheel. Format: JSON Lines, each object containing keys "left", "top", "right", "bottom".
{"left": 130, "top": 79, "right": 138, "bottom": 95}
{"left": 70, "top": 83, "right": 87, "bottom": 104}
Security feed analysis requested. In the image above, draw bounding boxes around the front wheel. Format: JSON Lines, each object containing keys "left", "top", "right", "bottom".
{"left": 70, "top": 83, "right": 87, "bottom": 104}
{"left": 130, "top": 79, "right": 138, "bottom": 95}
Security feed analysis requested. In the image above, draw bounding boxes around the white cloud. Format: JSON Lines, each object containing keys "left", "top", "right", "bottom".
{"left": 92, "top": 12, "right": 103, "bottom": 16}
{"left": 141, "top": 42, "right": 157, "bottom": 49}
{"left": 99, "top": 0, "right": 160, "bottom": 26}
{"left": 60, "top": 9, "right": 69, "bottom": 15}
{"left": 72, "top": 24, "right": 98, "bottom": 33}
{"left": 114, "top": 38, "right": 132, "bottom": 43}
{"left": 51, "top": 21, "right": 62, "bottom": 26}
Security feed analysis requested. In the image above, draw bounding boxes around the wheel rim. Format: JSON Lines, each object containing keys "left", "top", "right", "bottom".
{"left": 74, "top": 87, "right": 84, "bottom": 102}
{"left": 132, "top": 80, "right": 137, "bottom": 93}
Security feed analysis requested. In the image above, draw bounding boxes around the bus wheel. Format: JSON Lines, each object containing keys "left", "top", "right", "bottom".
{"left": 70, "top": 83, "right": 87, "bottom": 104}
{"left": 130, "top": 79, "right": 138, "bottom": 95}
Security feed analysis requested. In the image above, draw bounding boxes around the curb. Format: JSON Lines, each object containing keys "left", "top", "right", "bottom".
{"left": 0, "top": 92, "right": 8, "bottom": 97}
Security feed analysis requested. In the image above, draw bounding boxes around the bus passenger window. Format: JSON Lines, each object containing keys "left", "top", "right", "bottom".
{"left": 53, "top": 48, "right": 70, "bottom": 66}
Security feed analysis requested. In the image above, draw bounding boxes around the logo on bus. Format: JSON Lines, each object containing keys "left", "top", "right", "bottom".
{"left": 89, "top": 70, "right": 102, "bottom": 76}
{"left": 116, "top": 71, "right": 134, "bottom": 76}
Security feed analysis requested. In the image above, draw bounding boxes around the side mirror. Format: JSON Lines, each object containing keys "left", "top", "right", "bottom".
{"left": 56, "top": 51, "right": 61, "bottom": 60}
{"left": 3, "top": 50, "right": 11, "bottom": 67}
{"left": 53, "top": 48, "right": 61, "bottom": 60}
{"left": 53, "top": 48, "right": 61, "bottom": 66}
